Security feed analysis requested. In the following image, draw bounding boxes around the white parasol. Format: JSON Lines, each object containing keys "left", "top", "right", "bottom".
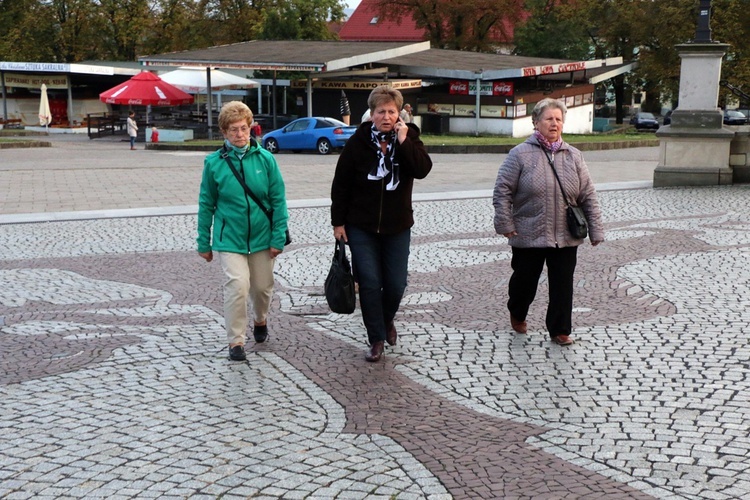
{"left": 38, "top": 84, "right": 52, "bottom": 129}
{"left": 159, "top": 67, "right": 259, "bottom": 93}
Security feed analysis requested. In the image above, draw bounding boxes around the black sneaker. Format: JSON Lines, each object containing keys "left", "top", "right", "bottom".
{"left": 229, "top": 345, "right": 246, "bottom": 361}
{"left": 253, "top": 325, "right": 268, "bottom": 343}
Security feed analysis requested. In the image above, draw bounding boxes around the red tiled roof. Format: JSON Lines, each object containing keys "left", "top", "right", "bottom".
{"left": 338, "top": 0, "right": 426, "bottom": 42}
{"left": 339, "top": 0, "right": 524, "bottom": 45}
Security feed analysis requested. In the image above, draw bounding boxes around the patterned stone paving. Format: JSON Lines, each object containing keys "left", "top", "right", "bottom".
{"left": 1, "top": 185, "right": 750, "bottom": 498}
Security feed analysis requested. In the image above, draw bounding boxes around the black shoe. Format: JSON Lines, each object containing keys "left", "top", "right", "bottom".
{"left": 229, "top": 345, "right": 246, "bottom": 361}
{"left": 365, "top": 341, "right": 385, "bottom": 362}
{"left": 386, "top": 321, "right": 397, "bottom": 346}
{"left": 253, "top": 325, "right": 268, "bottom": 343}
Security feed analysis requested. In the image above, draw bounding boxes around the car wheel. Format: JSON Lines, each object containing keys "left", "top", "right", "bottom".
{"left": 317, "top": 138, "right": 332, "bottom": 155}
{"left": 265, "top": 138, "right": 279, "bottom": 154}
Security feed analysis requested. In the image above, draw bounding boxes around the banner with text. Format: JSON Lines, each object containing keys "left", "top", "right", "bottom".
{"left": 449, "top": 80, "right": 514, "bottom": 97}
{"left": 291, "top": 79, "right": 421, "bottom": 91}
{"left": 3, "top": 73, "right": 69, "bottom": 89}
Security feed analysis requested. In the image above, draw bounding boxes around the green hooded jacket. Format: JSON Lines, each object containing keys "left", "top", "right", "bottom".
{"left": 196, "top": 142, "right": 288, "bottom": 254}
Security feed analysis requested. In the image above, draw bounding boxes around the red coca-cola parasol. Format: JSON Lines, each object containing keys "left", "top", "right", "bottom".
{"left": 99, "top": 71, "right": 194, "bottom": 106}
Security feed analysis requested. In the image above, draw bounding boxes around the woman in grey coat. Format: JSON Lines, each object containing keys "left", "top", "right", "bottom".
{"left": 493, "top": 98, "right": 604, "bottom": 346}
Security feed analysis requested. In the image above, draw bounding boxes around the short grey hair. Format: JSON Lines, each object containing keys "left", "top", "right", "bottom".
{"left": 368, "top": 85, "right": 403, "bottom": 112}
{"left": 531, "top": 98, "right": 567, "bottom": 125}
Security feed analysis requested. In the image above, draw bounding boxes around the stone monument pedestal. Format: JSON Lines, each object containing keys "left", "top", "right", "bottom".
{"left": 654, "top": 124, "right": 734, "bottom": 187}
{"left": 654, "top": 42, "right": 735, "bottom": 187}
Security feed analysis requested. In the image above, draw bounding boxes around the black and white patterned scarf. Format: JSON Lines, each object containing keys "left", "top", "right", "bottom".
{"left": 368, "top": 125, "right": 400, "bottom": 191}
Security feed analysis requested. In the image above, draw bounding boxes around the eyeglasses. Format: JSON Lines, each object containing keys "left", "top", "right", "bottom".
{"left": 227, "top": 126, "right": 250, "bottom": 135}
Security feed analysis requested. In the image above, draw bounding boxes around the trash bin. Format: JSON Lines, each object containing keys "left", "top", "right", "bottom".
{"left": 421, "top": 112, "right": 450, "bottom": 134}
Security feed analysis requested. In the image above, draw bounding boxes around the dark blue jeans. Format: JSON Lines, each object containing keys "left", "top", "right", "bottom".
{"left": 346, "top": 225, "right": 411, "bottom": 345}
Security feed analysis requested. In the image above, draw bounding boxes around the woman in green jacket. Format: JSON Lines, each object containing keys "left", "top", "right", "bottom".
{"left": 197, "top": 101, "right": 289, "bottom": 362}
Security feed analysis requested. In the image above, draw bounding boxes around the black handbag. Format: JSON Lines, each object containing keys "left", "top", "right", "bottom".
{"left": 324, "top": 238, "right": 356, "bottom": 314}
{"left": 221, "top": 146, "right": 291, "bottom": 246}
{"left": 542, "top": 148, "right": 588, "bottom": 240}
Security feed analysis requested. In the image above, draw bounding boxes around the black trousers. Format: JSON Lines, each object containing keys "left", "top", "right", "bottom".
{"left": 507, "top": 246, "right": 578, "bottom": 336}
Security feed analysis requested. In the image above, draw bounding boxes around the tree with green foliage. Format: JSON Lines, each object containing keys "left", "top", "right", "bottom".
{"left": 711, "top": 0, "right": 750, "bottom": 108}
{"left": 141, "top": 0, "right": 214, "bottom": 55}
{"left": 513, "top": 0, "right": 590, "bottom": 60}
{"left": 371, "top": 0, "right": 526, "bottom": 52}
{"left": 259, "top": 0, "right": 345, "bottom": 40}
{"left": 0, "top": 0, "right": 58, "bottom": 61}
{"left": 51, "top": 0, "right": 107, "bottom": 62}
{"left": 96, "top": 0, "right": 154, "bottom": 61}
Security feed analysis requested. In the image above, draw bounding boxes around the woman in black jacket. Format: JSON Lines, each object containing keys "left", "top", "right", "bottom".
{"left": 331, "top": 85, "right": 433, "bottom": 362}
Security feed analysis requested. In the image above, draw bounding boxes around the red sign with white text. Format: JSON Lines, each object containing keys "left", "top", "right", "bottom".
{"left": 449, "top": 81, "right": 469, "bottom": 94}
{"left": 450, "top": 80, "right": 514, "bottom": 96}
{"left": 493, "top": 81, "right": 514, "bottom": 96}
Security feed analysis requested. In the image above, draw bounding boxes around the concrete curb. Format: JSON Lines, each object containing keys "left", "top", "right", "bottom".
{"left": 144, "top": 139, "right": 660, "bottom": 154}
{"left": 0, "top": 140, "right": 52, "bottom": 149}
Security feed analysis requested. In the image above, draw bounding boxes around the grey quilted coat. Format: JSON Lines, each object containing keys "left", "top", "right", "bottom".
{"left": 493, "top": 135, "right": 604, "bottom": 248}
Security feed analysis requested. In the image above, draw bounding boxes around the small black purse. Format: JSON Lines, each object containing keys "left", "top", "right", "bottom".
{"left": 324, "top": 238, "right": 356, "bottom": 314}
{"left": 543, "top": 148, "right": 588, "bottom": 240}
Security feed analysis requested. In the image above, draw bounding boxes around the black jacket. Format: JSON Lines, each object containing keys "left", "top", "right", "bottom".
{"left": 331, "top": 121, "right": 432, "bottom": 234}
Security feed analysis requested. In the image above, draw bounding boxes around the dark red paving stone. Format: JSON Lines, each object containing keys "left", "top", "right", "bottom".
{"left": 0, "top": 236, "right": 670, "bottom": 498}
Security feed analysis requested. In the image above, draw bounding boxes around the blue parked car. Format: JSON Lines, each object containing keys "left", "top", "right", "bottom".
{"left": 262, "top": 117, "right": 356, "bottom": 155}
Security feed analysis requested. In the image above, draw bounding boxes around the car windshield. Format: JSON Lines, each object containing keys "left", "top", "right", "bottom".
{"left": 727, "top": 111, "right": 744, "bottom": 117}
{"left": 639, "top": 113, "right": 656, "bottom": 120}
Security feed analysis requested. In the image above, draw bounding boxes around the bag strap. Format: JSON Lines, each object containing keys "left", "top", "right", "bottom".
{"left": 220, "top": 145, "right": 274, "bottom": 224}
{"left": 334, "top": 237, "right": 346, "bottom": 262}
{"left": 540, "top": 147, "right": 573, "bottom": 208}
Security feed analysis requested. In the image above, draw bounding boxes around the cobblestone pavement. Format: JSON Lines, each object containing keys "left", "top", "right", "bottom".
{"left": 2, "top": 172, "right": 750, "bottom": 498}
{"left": 0, "top": 134, "right": 656, "bottom": 216}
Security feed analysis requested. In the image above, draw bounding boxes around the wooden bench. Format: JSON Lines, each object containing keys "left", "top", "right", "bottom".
{"left": 0, "top": 118, "right": 23, "bottom": 129}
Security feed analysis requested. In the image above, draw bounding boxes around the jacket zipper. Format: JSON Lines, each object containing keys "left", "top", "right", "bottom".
{"left": 551, "top": 152, "right": 560, "bottom": 248}
{"left": 237, "top": 155, "right": 253, "bottom": 252}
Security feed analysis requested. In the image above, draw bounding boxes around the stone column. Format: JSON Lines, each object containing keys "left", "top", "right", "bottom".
{"left": 653, "top": 43, "right": 735, "bottom": 187}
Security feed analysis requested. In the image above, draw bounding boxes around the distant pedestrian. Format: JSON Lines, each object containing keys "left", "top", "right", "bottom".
{"left": 493, "top": 97, "right": 604, "bottom": 346}
{"left": 126, "top": 111, "right": 138, "bottom": 150}
{"left": 197, "top": 101, "right": 289, "bottom": 362}
{"left": 331, "top": 85, "right": 432, "bottom": 362}
{"left": 150, "top": 126, "right": 159, "bottom": 143}
{"left": 250, "top": 120, "right": 262, "bottom": 141}
{"left": 400, "top": 103, "right": 413, "bottom": 123}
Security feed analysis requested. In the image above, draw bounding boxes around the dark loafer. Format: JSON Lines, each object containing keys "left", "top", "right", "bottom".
{"left": 551, "top": 335, "right": 573, "bottom": 346}
{"left": 229, "top": 345, "right": 247, "bottom": 361}
{"left": 510, "top": 315, "right": 527, "bottom": 334}
{"left": 253, "top": 325, "right": 268, "bottom": 343}
{"left": 365, "top": 341, "right": 385, "bottom": 362}
{"left": 386, "top": 321, "right": 397, "bottom": 346}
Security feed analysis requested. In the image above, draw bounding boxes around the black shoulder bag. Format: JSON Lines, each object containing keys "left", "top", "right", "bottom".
{"left": 324, "top": 238, "right": 356, "bottom": 314}
{"left": 220, "top": 146, "right": 291, "bottom": 246}
{"left": 542, "top": 148, "right": 588, "bottom": 240}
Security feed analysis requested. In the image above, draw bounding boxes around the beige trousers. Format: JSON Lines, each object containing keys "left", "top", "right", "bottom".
{"left": 218, "top": 251, "right": 275, "bottom": 346}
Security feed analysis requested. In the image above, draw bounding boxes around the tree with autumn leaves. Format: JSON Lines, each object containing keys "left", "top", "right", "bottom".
{"left": 513, "top": 0, "right": 750, "bottom": 115}
{"left": 1, "top": 0, "right": 749, "bottom": 113}
{"left": 0, "top": 0, "right": 346, "bottom": 62}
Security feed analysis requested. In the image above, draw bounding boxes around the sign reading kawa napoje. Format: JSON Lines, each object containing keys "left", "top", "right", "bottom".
{"left": 291, "top": 79, "right": 422, "bottom": 90}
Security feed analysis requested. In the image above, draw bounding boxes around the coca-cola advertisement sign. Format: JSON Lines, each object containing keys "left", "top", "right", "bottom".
{"left": 493, "top": 81, "right": 514, "bottom": 96}
{"left": 449, "top": 81, "right": 469, "bottom": 95}
{"left": 450, "top": 80, "right": 514, "bottom": 97}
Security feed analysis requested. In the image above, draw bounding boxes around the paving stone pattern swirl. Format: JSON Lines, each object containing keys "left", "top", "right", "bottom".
{"left": 1, "top": 186, "right": 750, "bottom": 498}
